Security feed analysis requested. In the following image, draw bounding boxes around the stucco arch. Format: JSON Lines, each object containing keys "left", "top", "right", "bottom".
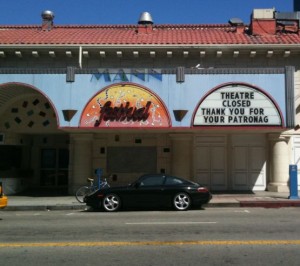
{"left": 0, "top": 82, "right": 61, "bottom": 133}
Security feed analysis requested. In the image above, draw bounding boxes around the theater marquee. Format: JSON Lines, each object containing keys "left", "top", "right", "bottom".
{"left": 80, "top": 83, "right": 170, "bottom": 128}
{"left": 193, "top": 83, "right": 283, "bottom": 126}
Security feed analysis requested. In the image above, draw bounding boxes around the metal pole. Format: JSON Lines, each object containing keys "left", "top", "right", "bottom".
{"left": 289, "top": 164, "right": 299, "bottom": 199}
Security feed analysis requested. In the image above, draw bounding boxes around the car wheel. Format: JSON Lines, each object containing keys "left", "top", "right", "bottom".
{"left": 173, "top": 192, "right": 191, "bottom": 211}
{"left": 103, "top": 194, "right": 121, "bottom": 212}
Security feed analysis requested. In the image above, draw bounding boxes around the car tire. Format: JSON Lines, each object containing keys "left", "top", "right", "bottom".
{"left": 173, "top": 192, "right": 191, "bottom": 211}
{"left": 103, "top": 194, "right": 121, "bottom": 212}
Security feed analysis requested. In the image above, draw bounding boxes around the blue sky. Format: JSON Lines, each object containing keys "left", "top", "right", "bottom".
{"left": 0, "top": 0, "right": 294, "bottom": 25}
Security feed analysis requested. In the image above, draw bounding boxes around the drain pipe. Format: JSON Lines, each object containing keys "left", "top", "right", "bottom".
{"left": 79, "top": 46, "right": 82, "bottom": 68}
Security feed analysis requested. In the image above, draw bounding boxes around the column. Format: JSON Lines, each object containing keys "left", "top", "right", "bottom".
{"left": 268, "top": 134, "right": 290, "bottom": 192}
{"left": 69, "top": 134, "right": 93, "bottom": 194}
{"left": 169, "top": 134, "right": 193, "bottom": 179}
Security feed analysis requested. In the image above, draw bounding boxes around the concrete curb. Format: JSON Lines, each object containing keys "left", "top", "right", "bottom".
{"left": 204, "top": 202, "right": 240, "bottom": 208}
{"left": 239, "top": 201, "right": 300, "bottom": 208}
{"left": 3, "top": 205, "right": 87, "bottom": 211}
{"left": 4, "top": 201, "right": 300, "bottom": 211}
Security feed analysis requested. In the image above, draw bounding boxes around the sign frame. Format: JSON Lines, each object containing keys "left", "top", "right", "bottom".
{"left": 192, "top": 82, "right": 284, "bottom": 128}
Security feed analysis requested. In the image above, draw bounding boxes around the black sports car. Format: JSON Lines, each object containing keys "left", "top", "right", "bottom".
{"left": 84, "top": 174, "right": 212, "bottom": 211}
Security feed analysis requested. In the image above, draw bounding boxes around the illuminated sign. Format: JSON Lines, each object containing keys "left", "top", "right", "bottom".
{"left": 80, "top": 83, "right": 170, "bottom": 128}
{"left": 193, "top": 83, "right": 282, "bottom": 126}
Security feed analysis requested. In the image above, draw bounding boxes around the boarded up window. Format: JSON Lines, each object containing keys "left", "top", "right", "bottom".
{"left": 107, "top": 146, "right": 157, "bottom": 173}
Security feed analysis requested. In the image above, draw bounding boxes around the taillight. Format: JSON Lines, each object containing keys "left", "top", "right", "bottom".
{"left": 97, "top": 193, "right": 104, "bottom": 198}
{"left": 197, "top": 187, "right": 209, "bottom": 193}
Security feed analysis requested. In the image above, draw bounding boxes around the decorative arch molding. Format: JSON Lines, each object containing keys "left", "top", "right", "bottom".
{"left": 80, "top": 82, "right": 171, "bottom": 128}
{"left": 293, "top": 93, "right": 300, "bottom": 121}
{"left": 192, "top": 82, "right": 284, "bottom": 127}
{"left": 0, "top": 82, "right": 60, "bottom": 132}
{"left": 295, "top": 89, "right": 300, "bottom": 114}
{"left": 293, "top": 87, "right": 300, "bottom": 126}
{"left": 295, "top": 104, "right": 300, "bottom": 127}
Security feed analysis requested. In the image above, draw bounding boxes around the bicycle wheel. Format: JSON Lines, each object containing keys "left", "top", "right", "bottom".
{"left": 75, "top": 186, "right": 92, "bottom": 203}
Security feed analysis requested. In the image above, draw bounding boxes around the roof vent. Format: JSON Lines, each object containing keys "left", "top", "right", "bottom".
{"left": 229, "top": 18, "right": 244, "bottom": 25}
{"left": 41, "top": 10, "right": 54, "bottom": 31}
{"left": 138, "top": 12, "right": 153, "bottom": 25}
{"left": 229, "top": 18, "right": 244, "bottom": 34}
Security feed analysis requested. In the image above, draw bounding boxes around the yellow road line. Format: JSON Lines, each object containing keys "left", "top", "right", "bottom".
{"left": 0, "top": 240, "right": 300, "bottom": 248}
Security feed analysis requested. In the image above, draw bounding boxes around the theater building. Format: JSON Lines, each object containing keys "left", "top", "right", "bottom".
{"left": 0, "top": 7, "right": 300, "bottom": 194}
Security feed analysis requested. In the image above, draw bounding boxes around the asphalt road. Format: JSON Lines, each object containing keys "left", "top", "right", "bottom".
{"left": 1, "top": 208, "right": 300, "bottom": 266}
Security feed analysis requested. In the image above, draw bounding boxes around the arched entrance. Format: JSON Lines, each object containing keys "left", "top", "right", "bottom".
{"left": 0, "top": 83, "right": 69, "bottom": 194}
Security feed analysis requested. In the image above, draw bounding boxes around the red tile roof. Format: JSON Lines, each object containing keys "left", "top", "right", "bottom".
{"left": 0, "top": 24, "right": 299, "bottom": 46}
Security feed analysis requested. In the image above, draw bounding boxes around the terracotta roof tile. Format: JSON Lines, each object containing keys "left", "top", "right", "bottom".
{"left": 0, "top": 24, "right": 299, "bottom": 46}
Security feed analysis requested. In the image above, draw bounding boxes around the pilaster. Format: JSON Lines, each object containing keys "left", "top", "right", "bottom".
{"left": 268, "top": 134, "right": 290, "bottom": 192}
{"left": 69, "top": 134, "right": 93, "bottom": 194}
{"left": 169, "top": 134, "right": 193, "bottom": 179}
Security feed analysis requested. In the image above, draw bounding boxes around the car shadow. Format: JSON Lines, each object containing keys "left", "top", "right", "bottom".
{"left": 82, "top": 206, "right": 206, "bottom": 213}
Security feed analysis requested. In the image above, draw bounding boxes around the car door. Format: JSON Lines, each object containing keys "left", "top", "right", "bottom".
{"left": 162, "top": 175, "right": 188, "bottom": 205}
{"left": 131, "top": 175, "right": 166, "bottom": 208}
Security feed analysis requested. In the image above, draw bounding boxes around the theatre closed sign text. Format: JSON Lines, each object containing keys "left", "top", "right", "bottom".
{"left": 193, "top": 84, "right": 282, "bottom": 126}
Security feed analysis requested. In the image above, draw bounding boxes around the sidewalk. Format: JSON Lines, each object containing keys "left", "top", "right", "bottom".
{"left": 3, "top": 191, "right": 300, "bottom": 211}
{"left": 210, "top": 191, "right": 300, "bottom": 208}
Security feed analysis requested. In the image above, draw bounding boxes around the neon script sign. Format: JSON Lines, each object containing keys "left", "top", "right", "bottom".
{"left": 94, "top": 101, "right": 152, "bottom": 126}
{"left": 80, "top": 83, "right": 170, "bottom": 128}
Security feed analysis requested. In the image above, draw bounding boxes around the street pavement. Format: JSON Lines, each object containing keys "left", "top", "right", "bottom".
{"left": 2, "top": 191, "right": 300, "bottom": 211}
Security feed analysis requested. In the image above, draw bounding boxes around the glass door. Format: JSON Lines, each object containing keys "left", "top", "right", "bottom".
{"left": 40, "top": 148, "right": 69, "bottom": 188}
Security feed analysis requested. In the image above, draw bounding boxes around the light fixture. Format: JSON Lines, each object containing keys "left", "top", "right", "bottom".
{"left": 62, "top": 109, "right": 77, "bottom": 122}
{"left": 173, "top": 110, "right": 188, "bottom": 121}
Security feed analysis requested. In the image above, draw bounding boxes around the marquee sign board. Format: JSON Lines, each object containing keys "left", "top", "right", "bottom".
{"left": 80, "top": 83, "right": 170, "bottom": 128}
{"left": 193, "top": 84, "right": 282, "bottom": 126}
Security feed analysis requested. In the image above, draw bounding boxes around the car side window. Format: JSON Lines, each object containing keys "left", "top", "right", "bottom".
{"left": 140, "top": 176, "right": 164, "bottom": 187}
{"left": 165, "top": 176, "right": 184, "bottom": 185}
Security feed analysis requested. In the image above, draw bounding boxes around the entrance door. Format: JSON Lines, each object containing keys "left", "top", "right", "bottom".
{"left": 194, "top": 136, "right": 227, "bottom": 191}
{"left": 40, "top": 148, "right": 69, "bottom": 188}
{"left": 231, "top": 135, "right": 266, "bottom": 191}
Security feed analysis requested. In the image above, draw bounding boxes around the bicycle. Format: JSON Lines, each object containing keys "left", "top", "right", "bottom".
{"left": 75, "top": 177, "right": 110, "bottom": 203}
